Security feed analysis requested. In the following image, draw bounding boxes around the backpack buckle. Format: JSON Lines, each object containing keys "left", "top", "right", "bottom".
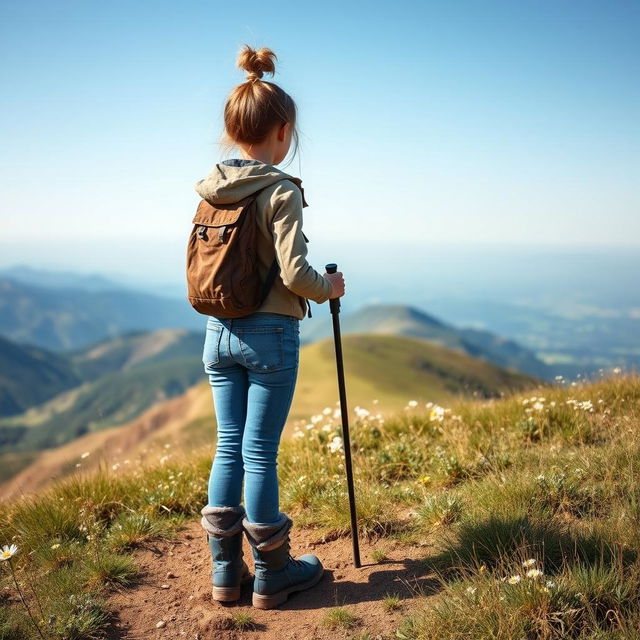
{"left": 197, "top": 226, "right": 208, "bottom": 241}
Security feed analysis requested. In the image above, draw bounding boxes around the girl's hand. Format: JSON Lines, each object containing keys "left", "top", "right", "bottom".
{"left": 323, "top": 270, "right": 345, "bottom": 298}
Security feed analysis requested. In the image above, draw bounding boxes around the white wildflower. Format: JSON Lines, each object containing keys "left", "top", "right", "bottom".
{"left": 328, "top": 436, "right": 343, "bottom": 453}
{"left": 522, "top": 558, "right": 536, "bottom": 567}
{"left": 526, "top": 569, "right": 544, "bottom": 579}
{"left": 354, "top": 406, "right": 370, "bottom": 419}
{"left": 507, "top": 575, "right": 521, "bottom": 584}
{"left": 0, "top": 544, "right": 18, "bottom": 561}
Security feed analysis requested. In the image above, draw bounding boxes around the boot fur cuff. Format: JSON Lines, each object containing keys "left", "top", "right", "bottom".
{"left": 200, "top": 505, "right": 246, "bottom": 538}
{"left": 242, "top": 512, "right": 293, "bottom": 551}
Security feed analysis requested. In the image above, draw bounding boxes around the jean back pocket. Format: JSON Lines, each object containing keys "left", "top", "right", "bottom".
{"left": 237, "top": 326, "right": 284, "bottom": 371}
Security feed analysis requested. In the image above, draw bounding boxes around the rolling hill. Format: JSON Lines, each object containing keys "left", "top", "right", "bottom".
{"left": 300, "top": 304, "right": 551, "bottom": 379}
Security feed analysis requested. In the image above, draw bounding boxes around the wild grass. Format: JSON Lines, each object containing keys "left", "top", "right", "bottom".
{"left": 0, "top": 370, "right": 638, "bottom": 639}
{"left": 320, "top": 606, "right": 360, "bottom": 629}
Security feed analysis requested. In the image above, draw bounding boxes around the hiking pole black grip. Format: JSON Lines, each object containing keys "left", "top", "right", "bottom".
{"left": 325, "top": 262, "right": 361, "bottom": 568}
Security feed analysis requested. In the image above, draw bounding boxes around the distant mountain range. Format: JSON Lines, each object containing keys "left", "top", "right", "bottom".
{"left": 0, "top": 276, "right": 202, "bottom": 351}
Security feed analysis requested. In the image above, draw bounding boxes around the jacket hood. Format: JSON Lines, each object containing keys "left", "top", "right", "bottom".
{"left": 194, "top": 161, "right": 308, "bottom": 207}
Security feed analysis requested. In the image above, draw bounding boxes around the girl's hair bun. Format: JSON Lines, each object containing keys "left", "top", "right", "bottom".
{"left": 236, "top": 44, "right": 277, "bottom": 82}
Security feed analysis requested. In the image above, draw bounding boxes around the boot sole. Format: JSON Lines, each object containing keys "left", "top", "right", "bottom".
{"left": 212, "top": 585, "right": 243, "bottom": 602}
{"left": 211, "top": 570, "right": 253, "bottom": 602}
{"left": 252, "top": 566, "right": 325, "bottom": 609}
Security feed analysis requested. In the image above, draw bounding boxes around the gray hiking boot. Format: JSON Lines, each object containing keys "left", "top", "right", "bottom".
{"left": 243, "top": 511, "right": 324, "bottom": 609}
{"left": 201, "top": 505, "right": 252, "bottom": 602}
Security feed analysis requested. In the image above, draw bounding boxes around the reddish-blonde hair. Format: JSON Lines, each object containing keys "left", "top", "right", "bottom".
{"left": 221, "top": 45, "right": 299, "bottom": 162}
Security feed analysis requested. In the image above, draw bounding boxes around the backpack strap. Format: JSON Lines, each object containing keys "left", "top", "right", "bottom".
{"left": 259, "top": 258, "right": 280, "bottom": 305}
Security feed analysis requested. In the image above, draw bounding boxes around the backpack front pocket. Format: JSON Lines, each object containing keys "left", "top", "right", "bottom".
{"left": 237, "top": 326, "right": 284, "bottom": 372}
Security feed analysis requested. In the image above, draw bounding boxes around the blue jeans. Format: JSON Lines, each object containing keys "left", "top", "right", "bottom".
{"left": 202, "top": 311, "right": 300, "bottom": 525}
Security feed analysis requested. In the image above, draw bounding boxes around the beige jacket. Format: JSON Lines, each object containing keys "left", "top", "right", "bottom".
{"left": 194, "top": 160, "right": 332, "bottom": 320}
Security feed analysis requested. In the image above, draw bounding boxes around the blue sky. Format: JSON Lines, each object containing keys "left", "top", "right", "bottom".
{"left": 0, "top": 1, "right": 638, "bottom": 285}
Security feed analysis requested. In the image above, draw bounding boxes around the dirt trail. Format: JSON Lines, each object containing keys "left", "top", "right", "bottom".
{"left": 106, "top": 519, "right": 438, "bottom": 640}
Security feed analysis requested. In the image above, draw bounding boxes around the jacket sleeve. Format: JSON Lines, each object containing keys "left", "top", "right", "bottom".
{"left": 269, "top": 182, "right": 333, "bottom": 304}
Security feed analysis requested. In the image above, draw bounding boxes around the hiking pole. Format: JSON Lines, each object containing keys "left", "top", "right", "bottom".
{"left": 325, "top": 262, "right": 361, "bottom": 568}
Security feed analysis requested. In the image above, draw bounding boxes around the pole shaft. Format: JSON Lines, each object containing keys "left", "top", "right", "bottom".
{"left": 329, "top": 308, "right": 361, "bottom": 568}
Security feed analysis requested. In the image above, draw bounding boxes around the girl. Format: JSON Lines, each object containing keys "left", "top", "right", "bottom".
{"left": 197, "top": 45, "right": 345, "bottom": 610}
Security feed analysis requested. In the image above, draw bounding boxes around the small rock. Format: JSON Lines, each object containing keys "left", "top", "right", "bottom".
{"left": 160, "top": 584, "right": 170, "bottom": 589}
{"left": 156, "top": 620, "right": 166, "bottom": 628}
{"left": 166, "top": 572, "right": 177, "bottom": 579}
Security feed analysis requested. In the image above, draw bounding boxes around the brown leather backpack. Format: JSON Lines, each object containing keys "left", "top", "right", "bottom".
{"left": 185, "top": 186, "right": 280, "bottom": 317}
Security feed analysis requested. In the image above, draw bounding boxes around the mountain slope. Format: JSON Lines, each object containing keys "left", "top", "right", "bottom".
{"left": 67, "top": 328, "right": 204, "bottom": 379}
{"left": 0, "top": 329, "right": 206, "bottom": 454}
{"left": 0, "top": 335, "right": 81, "bottom": 417}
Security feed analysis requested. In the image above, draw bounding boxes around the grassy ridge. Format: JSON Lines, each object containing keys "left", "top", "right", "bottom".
{"left": 290, "top": 333, "right": 538, "bottom": 424}
{"left": 1, "top": 372, "right": 638, "bottom": 639}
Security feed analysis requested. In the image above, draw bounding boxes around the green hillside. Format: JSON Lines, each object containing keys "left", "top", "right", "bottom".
{"left": 289, "top": 333, "right": 539, "bottom": 424}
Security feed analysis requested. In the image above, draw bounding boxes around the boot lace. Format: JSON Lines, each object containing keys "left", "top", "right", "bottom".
{"left": 284, "top": 532, "right": 304, "bottom": 567}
